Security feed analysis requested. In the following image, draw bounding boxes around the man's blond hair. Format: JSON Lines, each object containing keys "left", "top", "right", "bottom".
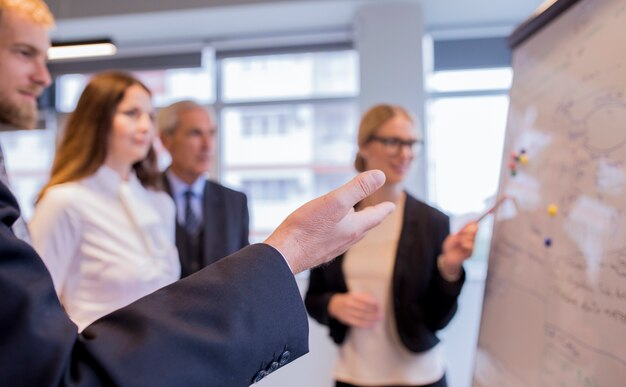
{"left": 0, "top": 0, "right": 54, "bottom": 28}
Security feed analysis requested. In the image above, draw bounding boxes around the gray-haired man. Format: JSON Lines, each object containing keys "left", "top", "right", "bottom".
{"left": 157, "top": 101, "right": 250, "bottom": 277}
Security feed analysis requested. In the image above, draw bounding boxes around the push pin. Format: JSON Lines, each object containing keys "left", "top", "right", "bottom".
{"left": 544, "top": 238, "right": 552, "bottom": 247}
{"left": 547, "top": 204, "right": 558, "bottom": 217}
{"left": 519, "top": 154, "right": 529, "bottom": 165}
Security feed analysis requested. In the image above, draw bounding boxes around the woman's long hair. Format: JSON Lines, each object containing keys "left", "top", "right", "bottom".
{"left": 38, "top": 71, "right": 160, "bottom": 201}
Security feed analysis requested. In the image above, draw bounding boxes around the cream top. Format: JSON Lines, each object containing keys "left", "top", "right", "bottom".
{"left": 335, "top": 192, "right": 445, "bottom": 386}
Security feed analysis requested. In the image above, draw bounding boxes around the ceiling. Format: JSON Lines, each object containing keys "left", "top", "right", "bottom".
{"left": 45, "top": 0, "right": 547, "bottom": 52}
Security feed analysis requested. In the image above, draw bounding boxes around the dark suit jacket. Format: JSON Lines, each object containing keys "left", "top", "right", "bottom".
{"left": 305, "top": 192, "right": 465, "bottom": 353}
{"left": 163, "top": 174, "right": 250, "bottom": 276}
{"left": 0, "top": 181, "right": 307, "bottom": 386}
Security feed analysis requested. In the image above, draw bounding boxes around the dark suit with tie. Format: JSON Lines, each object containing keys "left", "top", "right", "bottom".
{"left": 0, "top": 180, "right": 307, "bottom": 386}
{"left": 163, "top": 174, "right": 250, "bottom": 277}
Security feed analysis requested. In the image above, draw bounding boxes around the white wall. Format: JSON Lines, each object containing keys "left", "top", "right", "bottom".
{"left": 355, "top": 2, "right": 427, "bottom": 200}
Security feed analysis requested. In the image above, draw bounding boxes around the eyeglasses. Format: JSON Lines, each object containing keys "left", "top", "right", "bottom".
{"left": 368, "top": 135, "right": 423, "bottom": 155}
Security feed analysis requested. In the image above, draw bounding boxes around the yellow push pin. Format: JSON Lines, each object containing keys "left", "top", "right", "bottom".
{"left": 519, "top": 154, "right": 529, "bottom": 165}
{"left": 547, "top": 204, "right": 558, "bottom": 217}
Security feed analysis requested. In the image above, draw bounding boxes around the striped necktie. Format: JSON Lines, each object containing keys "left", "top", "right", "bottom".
{"left": 0, "top": 143, "right": 31, "bottom": 243}
{"left": 184, "top": 189, "right": 200, "bottom": 235}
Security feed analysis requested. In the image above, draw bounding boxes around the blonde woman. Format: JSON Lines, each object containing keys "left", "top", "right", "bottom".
{"left": 30, "top": 71, "right": 180, "bottom": 331}
{"left": 306, "top": 104, "right": 478, "bottom": 387}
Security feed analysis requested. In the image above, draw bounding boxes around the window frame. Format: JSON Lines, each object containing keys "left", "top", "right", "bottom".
{"left": 214, "top": 44, "right": 360, "bottom": 241}
{"left": 425, "top": 66, "right": 512, "bottom": 278}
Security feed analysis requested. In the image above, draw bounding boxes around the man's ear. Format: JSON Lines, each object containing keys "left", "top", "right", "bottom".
{"left": 159, "top": 132, "right": 172, "bottom": 151}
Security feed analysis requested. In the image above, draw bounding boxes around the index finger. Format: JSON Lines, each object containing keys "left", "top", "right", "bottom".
{"left": 352, "top": 293, "right": 380, "bottom": 308}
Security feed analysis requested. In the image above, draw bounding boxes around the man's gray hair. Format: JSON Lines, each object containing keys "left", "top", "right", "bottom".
{"left": 156, "top": 100, "right": 216, "bottom": 135}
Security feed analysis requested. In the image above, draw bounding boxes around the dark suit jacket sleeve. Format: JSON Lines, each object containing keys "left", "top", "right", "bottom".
{"left": 0, "top": 184, "right": 307, "bottom": 387}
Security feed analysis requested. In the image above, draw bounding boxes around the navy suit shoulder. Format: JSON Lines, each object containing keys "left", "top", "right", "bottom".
{"left": 203, "top": 179, "right": 250, "bottom": 253}
{"left": 201, "top": 179, "right": 250, "bottom": 266}
{"left": 204, "top": 179, "right": 247, "bottom": 200}
{"left": 0, "top": 181, "right": 307, "bottom": 386}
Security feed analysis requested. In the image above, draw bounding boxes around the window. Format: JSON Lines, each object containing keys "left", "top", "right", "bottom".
{"left": 219, "top": 49, "right": 359, "bottom": 241}
{"left": 56, "top": 66, "right": 216, "bottom": 113}
{"left": 426, "top": 67, "right": 512, "bottom": 270}
{"left": 0, "top": 127, "right": 57, "bottom": 219}
{"left": 221, "top": 51, "right": 358, "bottom": 102}
{"left": 241, "top": 178, "right": 302, "bottom": 201}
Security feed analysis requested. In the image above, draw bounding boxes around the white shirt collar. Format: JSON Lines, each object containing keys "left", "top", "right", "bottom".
{"left": 90, "top": 164, "right": 142, "bottom": 197}
{"left": 165, "top": 169, "right": 205, "bottom": 198}
{"left": 91, "top": 165, "right": 165, "bottom": 250}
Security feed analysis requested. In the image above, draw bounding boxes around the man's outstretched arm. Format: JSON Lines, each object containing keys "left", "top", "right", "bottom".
{"left": 0, "top": 170, "right": 393, "bottom": 387}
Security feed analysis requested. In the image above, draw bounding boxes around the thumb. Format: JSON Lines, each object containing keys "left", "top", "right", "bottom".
{"left": 326, "top": 170, "right": 386, "bottom": 221}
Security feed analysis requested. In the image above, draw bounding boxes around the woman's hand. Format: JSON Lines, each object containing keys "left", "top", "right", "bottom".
{"left": 328, "top": 292, "right": 381, "bottom": 328}
{"left": 440, "top": 222, "right": 479, "bottom": 280}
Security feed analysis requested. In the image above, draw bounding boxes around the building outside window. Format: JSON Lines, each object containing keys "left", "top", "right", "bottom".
{"left": 218, "top": 49, "right": 360, "bottom": 241}
{"left": 0, "top": 126, "right": 57, "bottom": 220}
{"left": 56, "top": 66, "right": 216, "bottom": 113}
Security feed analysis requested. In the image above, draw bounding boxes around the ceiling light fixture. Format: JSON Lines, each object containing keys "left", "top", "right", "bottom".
{"left": 48, "top": 38, "right": 117, "bottom": 61}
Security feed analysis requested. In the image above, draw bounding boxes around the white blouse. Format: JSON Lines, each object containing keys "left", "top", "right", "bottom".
{"left": 30, "top": 165, "right": 180, "bottom": 331}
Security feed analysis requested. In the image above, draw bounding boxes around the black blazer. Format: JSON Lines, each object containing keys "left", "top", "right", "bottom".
{"left": 0, "top": 180, "right": 306, "bottom": 386}
{"left": 305, "top": 193, "right": 465, "bottom": 353}
{"left": 163, "top": 174, "right": 250, "bottom": 276}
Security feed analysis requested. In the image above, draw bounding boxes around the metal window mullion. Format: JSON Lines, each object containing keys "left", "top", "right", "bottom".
{"left": 219, "top": 96, "right": 356, "bottom": 109}
{"left": 216, "top": 42, "right": 353, "bottom": 60}
{"left": 427, "top": 89, "right": 510, "bottom": 99}
{"left": 215, "top": 56, "right": 225, "bottom": 180}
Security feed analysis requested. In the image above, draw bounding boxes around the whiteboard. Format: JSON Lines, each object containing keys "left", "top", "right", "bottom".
{"left": 473, "top": 1, "right": 626, "bottom": 386}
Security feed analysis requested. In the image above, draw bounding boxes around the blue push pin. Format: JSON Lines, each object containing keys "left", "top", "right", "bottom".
{"left": 544, "top": 238, "right": 552, "bottom": 247}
